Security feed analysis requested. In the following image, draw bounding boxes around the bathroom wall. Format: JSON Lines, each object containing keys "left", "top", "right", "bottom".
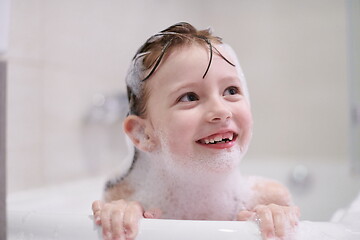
{"left": 7, "top": 0, "right": 350, "bottom": 192}
{"left": 0, "top": 59, "right": 6, "bottom": 240}
{"left": 348, "top": 0, "right": 360, "bottom": 174}
{"left": 1, "top": 0, "right": 9, "bottom": 237}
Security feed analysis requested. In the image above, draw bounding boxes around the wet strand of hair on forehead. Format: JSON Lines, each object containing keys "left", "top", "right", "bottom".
{"left": 212, "top": 45, "right": 236, "bottom": 67}
{"left": 196, "top": 35, "right": 213, "bottom": 79}
{"left": 139, "top": 32, "right": 236, "bottom": 82}
{"left": 195, "top": 36, "right": 235, "bottom": 78}
{"left": 141, "top": 37, "right": 174, "bottom": 82}
{"left": 140, "top": 32, "right": 190, "bottom": 82}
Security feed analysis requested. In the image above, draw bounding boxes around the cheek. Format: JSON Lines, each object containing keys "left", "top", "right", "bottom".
{"left": 242, "top": 109, "right": 253, "bottom": 129}
{"left": 235, "top": 103, "right": 253, "bottom": 127}
{"left": 155, "top": 111, "right": 197, "bottom": 152}
{"left": 235, "top": 106, "right": 253, "bottom": 145}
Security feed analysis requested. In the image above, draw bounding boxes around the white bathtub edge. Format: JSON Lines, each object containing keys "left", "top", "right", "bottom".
{"left": 7, "top": 211, "right": 360, "bottom": 240}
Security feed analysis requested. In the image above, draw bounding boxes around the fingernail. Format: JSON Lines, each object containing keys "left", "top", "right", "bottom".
{"left": 125, "top": 230, "right": 133, "bottom": 239}
{"left": 144, "top": 211, "right": 155, "bottom": 218}
{"left": 106, "top": 232, "right": 112, "bottom": 240}
{"left": 267, "top": 232, "right": 274, "bottom": 239}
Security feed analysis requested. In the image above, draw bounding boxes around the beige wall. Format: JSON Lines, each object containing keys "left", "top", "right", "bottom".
{"left": 7, "top": 0, "right": 350, "bottom": 192}
{"left": 0, "top": 60, "right": 7, "bottom": 240}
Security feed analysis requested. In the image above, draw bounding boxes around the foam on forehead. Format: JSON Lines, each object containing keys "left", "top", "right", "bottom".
{"left": 125, "top": 43, "right": 250, "bottom": 105}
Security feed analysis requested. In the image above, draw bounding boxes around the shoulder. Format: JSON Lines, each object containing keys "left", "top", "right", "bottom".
{"left": 248, "top": 176, "right": 293, "bottom": 207}
{"left": 103, "top": 176, "right": 135, "bottom": 202}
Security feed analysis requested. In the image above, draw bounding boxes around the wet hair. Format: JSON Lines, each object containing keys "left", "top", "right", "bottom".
{"left": 125, "top": 22, "right": 235, "bottom": 117}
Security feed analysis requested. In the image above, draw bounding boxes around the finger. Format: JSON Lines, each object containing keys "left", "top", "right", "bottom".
{"left": 144, "top": 208, "right": 162, "bottom": 219}
{"left": 92, "top": 200, "right": 103, "bottom": 213}
{"left": 100, "top": 204, "right": 113, "bottom": 240}
{"left": 254, "top": 205, "right": 275, "bottom": 240}
{"left": 92, "top": 200, "right": 103, "bottom": 225}
{"left": 236, "top": 210, "right": 256, "bottom": 221}
{"left": 123, "top": 201, "right": 144, "bottom": 240}
{"left": 108, "top": 200, "right": 128, "bottom": 240}
{"left": 270, "top": 205, "right": 286, "bottom": 238}
{"left": 287, "top": 206, "right": 300, "bottom": 227}
{"left": 111, "top": 209, "right": 126, "bottom": 240}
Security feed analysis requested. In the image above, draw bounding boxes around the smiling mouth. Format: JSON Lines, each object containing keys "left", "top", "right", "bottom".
{"left": 196, "top": 132, "right": 238, "bottom": 145}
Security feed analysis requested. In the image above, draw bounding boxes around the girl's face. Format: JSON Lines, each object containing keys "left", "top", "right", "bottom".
{"left": 144, "top": 44, "right": 253, "bottom": 173}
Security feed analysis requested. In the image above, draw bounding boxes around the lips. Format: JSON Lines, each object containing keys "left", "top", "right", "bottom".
{"left": 196, "top": 131, "right": 237, "bottom": 145}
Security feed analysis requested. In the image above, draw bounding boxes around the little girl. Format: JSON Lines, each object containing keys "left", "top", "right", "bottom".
{"left": 92, "top": 22, "right": 300, "bottom": 240}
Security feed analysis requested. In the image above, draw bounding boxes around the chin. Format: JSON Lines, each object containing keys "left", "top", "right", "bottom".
{"left": 177, "top": 148, "right": 244, "bottom": 175}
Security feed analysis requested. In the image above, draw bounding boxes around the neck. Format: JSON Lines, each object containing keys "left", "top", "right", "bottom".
{"left": 126, "top": 152, "right": 249, "bottom": 220}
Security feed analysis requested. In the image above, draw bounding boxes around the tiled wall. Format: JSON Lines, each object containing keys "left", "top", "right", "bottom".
{"left": 7, "top": 0, "right": 350, "bottom": 192}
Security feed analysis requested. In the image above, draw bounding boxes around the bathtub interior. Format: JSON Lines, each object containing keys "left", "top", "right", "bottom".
{"left": 7, "top": 176, "right": 105, "bottom": 215}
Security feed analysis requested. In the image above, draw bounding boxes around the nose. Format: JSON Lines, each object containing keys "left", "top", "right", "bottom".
{"left": 205, "top": 98, "right": 233, "bottom": 123}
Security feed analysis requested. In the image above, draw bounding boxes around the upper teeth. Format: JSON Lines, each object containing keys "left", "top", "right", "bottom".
{"left": 215, "top": 136, "right": 222, "bottom": 142}
{"left": 202, "top": 133, "right": 234, "bottom": 144}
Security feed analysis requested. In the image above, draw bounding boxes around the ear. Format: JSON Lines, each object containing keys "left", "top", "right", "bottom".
{"left": 123, "top": 115, "right": 156, "bottom": 152}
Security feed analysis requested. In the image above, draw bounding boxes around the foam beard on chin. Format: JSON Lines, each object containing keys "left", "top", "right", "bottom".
{"left": 154, "top": 142, "right": 246, "bottom": 180}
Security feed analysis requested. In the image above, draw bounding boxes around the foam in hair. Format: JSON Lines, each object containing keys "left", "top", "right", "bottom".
{"left": 125, "top": 53, "right": 147, "bottom": 99}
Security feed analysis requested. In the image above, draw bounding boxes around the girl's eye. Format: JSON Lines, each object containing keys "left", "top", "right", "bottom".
{"left": 178, "top": 92, "right": 199, "bottom": 102}
{"left": 224, "top": 86, "right": 241, "bottom": 96}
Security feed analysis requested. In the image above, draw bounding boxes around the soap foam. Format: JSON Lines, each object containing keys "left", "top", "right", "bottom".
{"left": 128, "top": 128, "right": 253, "bottom": 220}
{"left": 125, "top": 53, "right": 147, "bottom": 98}
{"left": 153, "top": 128, "right": 244, "bottom": 178}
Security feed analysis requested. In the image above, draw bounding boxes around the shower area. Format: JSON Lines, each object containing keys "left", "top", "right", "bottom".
{"left": 2, "top": 0, "right": 360, "bottom": 239}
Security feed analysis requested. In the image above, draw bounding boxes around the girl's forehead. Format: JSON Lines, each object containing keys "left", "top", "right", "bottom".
{"left": 168, "top": 43, "right": 230, "bottom": 62}
{"left": 158, "top": 44, "right": 236, "bottom": 78}
{"left": 166, "top": 45, "right": 208, "bottom": 70}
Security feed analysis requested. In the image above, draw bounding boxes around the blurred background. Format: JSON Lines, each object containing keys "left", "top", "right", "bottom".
{"left": 4, "top": 0, "right": 360, "bottom": 221}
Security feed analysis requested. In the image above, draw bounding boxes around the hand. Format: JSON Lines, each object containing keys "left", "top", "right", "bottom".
{"left": 237, "top": 204, "right": 300, "bottom": 240}
{"left": 92, "top": 200, "right": 162, "bottom": 240}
